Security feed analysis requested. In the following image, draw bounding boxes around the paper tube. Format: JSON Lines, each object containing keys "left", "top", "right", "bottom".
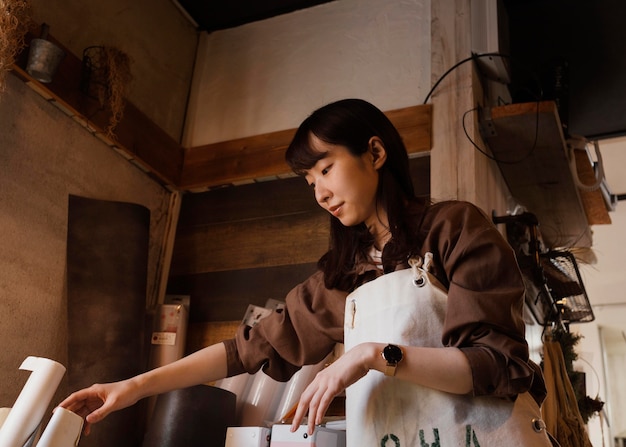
{"left": 149, "top": 303, "right": 188, "bottom": 369}
{"left": 146, "top": 302, "right": 189, "bottom": 421}
{"left": 271, "top": 361, "right": 327, "bottom": 423}
{"left": 238, "top": 372, "right": 286, "bottom": 427}
{"left": 0, "top": 356, "right": 66, "bottom": 447}
{"left": 36, "top": 408, "right": 83, "bottom": 447}
{"left": 0, "top": 408, "right": 11, "bottom": 429}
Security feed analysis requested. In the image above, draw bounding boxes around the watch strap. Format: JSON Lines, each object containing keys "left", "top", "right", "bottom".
{"left": 381, "top": 344, "right": 403, "bottom": 377}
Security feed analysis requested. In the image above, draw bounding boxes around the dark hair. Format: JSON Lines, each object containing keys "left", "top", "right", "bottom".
{"left": 285, "top": 99, "right": 426, "bottom": 290}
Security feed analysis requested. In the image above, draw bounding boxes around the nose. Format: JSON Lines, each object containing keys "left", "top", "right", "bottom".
{"left": 314, "top": 180, "right": 331, "bottom": 205}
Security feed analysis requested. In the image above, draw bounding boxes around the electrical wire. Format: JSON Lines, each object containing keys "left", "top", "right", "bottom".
{"left": 425, "top": 52, "right": 543, "bottom": 165}
{"left": 443, "top": 53, "right": 589, "bottom": 251}
{"left": 423, "top": 53, "right": 478, "bottom": 105}
{"left": 422, "top": 52, "right": 543, "bottom": 105}
{"left": 461, "top": 101, "right": 540, "bottom": 165}
{"left": 428, "top": 53, "right": 596, "bottom": 248}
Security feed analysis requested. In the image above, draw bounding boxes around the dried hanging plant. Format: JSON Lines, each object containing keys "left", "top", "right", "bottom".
{"left": 544, "top": 328, "right": 605, "bottom": 424}
{"left": 102, "top": 46, "right": 132, "bottom": 138}
{"left": 0, "top": 0, "right": 33, "bottom": 92}
{"left": 82, "top": 45, "right": 133, "bottom": 138}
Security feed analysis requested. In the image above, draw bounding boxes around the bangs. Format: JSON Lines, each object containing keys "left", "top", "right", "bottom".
{"left": 285, "top": 128, "right": 328, "bottom": 176}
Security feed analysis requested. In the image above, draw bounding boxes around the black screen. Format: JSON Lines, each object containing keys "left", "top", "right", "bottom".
{"left": 504, "top": 0, "right": 626, "bottom": 140}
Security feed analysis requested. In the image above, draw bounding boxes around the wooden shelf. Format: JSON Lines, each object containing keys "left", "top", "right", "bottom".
{"left": 483, "top": 101, "right": 610, "bottom": 249}
{"left": 12, "top": 32, "right": 185, "bottom": 188}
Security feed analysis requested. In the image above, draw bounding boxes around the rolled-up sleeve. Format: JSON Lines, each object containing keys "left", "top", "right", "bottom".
{"left": 423, "top": 202, "right": 540, "bottom": 400}
{"left": 224, "top": 270, "right": 347, "bottom": 381}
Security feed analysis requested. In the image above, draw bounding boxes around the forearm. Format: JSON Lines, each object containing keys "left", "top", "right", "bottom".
{"left": 130, "top": 342, "right": 228, "bottom": 400}
{"left": 364, "top": 342, "right": 473, "bottom": 395}
{"left": 291, "top": 341, "right": 474, "bottom": 434}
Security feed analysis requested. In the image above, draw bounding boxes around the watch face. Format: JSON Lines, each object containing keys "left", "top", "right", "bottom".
{"left": 383, "top": 344, "right": 403, "bottom": 363}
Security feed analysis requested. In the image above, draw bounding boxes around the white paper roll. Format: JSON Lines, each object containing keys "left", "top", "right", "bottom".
{"left": 36, "top": 407, "right": 83, "bottom": 447}
{"left": 149, "top": 303, "right": 189, "bottom": 368}
{"left": 238, "top": 372, "right": 286, "bottom": 427}
{"left": 0, "top": 408, "right": 11, "bottom": 429}
{"left": 0, "top": 357, "right": 66, "bottom": 447}
{"left": 146, "top": 303, "right": 190, "bottom": 422}
{"left": 271, "top": 361, "right": 327, "bottom": 423}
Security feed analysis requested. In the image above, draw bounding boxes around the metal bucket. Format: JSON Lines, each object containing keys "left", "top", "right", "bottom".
{"left": 26, "top": 39, "right": 65, "bottom": 83}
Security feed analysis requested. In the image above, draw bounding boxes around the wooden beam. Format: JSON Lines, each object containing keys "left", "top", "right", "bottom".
{"left": 180, "top": 104, "right": 433, "bottom": 190}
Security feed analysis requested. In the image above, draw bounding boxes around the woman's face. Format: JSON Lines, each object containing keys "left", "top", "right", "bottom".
{"left": 304, "top": 135, "right": 386, "bottom": 231}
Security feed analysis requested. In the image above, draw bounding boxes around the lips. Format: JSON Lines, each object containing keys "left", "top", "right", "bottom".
{"left": 328, "top": 203, "right": 343, "bottom": 218}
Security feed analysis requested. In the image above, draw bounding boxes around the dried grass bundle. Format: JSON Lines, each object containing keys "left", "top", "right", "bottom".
{"left": 0, "top": 0, "right": 33, "bottom": 92}
{"left": 102, "top": 46, "right": 132, "bottom": 137}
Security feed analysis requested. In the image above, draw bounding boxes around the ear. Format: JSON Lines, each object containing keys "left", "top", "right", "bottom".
{"left": 368, "top": 136, "right": 387, "bottom": 170}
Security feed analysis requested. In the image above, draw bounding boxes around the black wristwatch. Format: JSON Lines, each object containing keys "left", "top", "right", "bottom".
{"left": 381, "top": 344, "right": 403, "bottom": 376}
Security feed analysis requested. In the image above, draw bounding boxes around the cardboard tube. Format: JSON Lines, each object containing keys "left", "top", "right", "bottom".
{"left": 36, "top": 408, "right": 83, "bottom": 447}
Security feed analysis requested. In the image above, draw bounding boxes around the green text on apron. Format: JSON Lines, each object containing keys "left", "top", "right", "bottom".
{"left": 343, "top": 253, "right": 552, "bottom": 447}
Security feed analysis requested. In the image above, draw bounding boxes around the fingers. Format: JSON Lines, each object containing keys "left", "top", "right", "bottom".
{"left": 290, "top": 391, "right": 310, "bottom": 432}
{"left": 290, "top": 381, "right": 336, "bottom": 436}
{"left": 57, "top": 384, "right": 110, "bottom": 434}
{"left": 58, "top": 389, "right": 88, "bottom": 413}
{"left": 304, "top": 386, "right": 323, "bottom": 435}
{"left": 313, "top": 389, "right": 335, "bottom": 426}
{"left": 82, "top": 421, "right": 93, "bottom": 437}
{"left": 85, "top": 404, "right": 108, "bottom": 424}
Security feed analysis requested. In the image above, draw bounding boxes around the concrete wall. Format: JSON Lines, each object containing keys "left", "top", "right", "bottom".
{"left": 0, "top": 72, "right": 171, "bottom": 413}
{"left": 183, "top": 0, "right": 431, "bottom": 146}
{"left": 0, "top": 0, "right": 194, "bottom": 414}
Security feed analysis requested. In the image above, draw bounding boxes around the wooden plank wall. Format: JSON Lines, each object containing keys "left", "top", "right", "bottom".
{"left": 167, "top": 156, "right": 430, "bottom": 353}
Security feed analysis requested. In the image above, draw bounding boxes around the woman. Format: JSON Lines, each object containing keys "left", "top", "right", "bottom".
{"left": 60, "top": 99, "right": 551, "bottom": 446}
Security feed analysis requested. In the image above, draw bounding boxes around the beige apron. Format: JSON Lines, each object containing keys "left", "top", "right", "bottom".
{"left": 343, "top": 253, "right": 552, "bottom": 447}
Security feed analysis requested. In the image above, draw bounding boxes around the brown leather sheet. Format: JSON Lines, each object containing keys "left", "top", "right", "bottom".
{"left": 66, "top": 194, "right": 150, "bottom": 447}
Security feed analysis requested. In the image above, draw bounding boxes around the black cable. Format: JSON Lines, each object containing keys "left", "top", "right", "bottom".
{"left": 423, "top": 52, "right": 543, "bottom": 105}
{"left": 461, "top": 101, "right": 541, "bottom": 165}
{"left": 423, "top": 53, "right": 478, "bottom": 105}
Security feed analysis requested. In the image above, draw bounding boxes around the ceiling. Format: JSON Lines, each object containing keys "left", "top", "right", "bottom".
{"left": 174, "top": 0, "right": 337, "bottom": 32}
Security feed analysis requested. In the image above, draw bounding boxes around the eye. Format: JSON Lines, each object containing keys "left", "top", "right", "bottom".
{"left": 321, "top": 164, "right": 332, "bottom": 175}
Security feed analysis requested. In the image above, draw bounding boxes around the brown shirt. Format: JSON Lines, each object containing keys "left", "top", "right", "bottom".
{"left": 222, "top": 201, "right": 546, "bottom": 404}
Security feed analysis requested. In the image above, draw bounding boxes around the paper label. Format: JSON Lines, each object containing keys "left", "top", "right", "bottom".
{"left": 159, "top": 305, "right": 182, "bottom": 332}
{"left": 151, "top": 332, "right": 177, "bottom": 345}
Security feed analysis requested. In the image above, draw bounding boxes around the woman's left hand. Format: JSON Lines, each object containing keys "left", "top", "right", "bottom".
{"left": 290, "top": 342, "right": 378, "bottom": 435}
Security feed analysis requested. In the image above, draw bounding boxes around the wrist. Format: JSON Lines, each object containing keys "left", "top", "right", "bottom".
{"left": 128, "top": 373, "right": 151, "bottom": 400}
{"left": 360, "top": 342, "right": 388, "bottom": 373}
{"left": 381, "top": 343, "right": 404, "bottom": 376}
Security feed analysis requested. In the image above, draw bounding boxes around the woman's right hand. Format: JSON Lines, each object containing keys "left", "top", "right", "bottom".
{"left": 58, "top": 343, "right": 229, "bottom": 435}
{"left": 58, "top": 379, "right": 140, "bottom": 435}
